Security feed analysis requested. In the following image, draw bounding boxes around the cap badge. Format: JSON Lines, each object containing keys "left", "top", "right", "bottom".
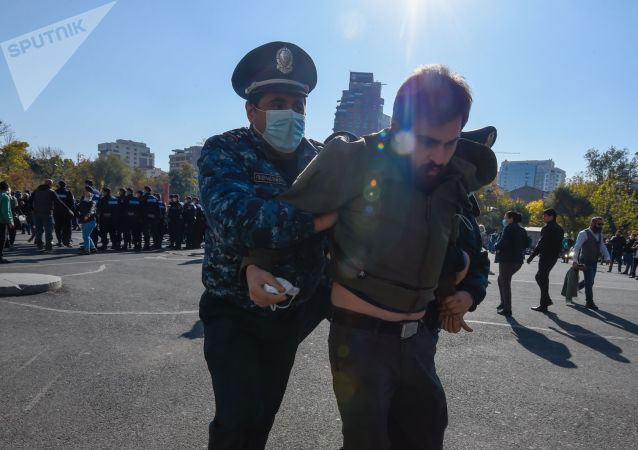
{"left": 276, "top": 47, "right": 293, "bottom": 74}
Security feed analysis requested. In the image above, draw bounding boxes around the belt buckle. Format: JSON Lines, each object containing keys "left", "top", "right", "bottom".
{"left": 400, "top": 321, "right": 419, "bottom": 340}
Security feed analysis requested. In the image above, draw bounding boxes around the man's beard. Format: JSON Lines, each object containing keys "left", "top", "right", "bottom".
{"left": 414, "top": 162, "right": 446, "bottom": 192}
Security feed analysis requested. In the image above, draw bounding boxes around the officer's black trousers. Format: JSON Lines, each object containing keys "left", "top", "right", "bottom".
{"left": 201, "top": 289, "right": 330, "bottom": 450}
{"left": 99, "top": 220, "right": 119, "bottom": 249}
{"left": 168, "top": 223, "right": 183, "bottom": 248}
{"left": 535, "top": 257, "right": 557, "bottom": 306}
{"left": 329, "top": 317, "right": 447, "bottom": 450}
{"left": 53, "top": 214, "right": 72, "bottom": 245}
{"left": 143, "top": 219, "right": 159, "bottom": 248}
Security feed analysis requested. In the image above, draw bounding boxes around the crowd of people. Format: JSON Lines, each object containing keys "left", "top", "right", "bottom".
{"left": 490, "top": 208, "right": 637, "bottom": 316}
{"left": 0, "top": 178, "right": 206, "bottom": 262}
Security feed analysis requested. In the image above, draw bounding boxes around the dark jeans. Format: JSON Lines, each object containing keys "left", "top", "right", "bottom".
{"left": 608, "top": 251, "right": 623, "bottom": 272}
{"left": 202, "top": 288, "right": 330, "bottom": 450}
{"left": 535, "top": 257, "right": 558, "bottom": 306}
{"left": 53, "top": 214, "right": 72, "bottom": 245}
{"left": 622, "top": 252, "right": 634, "bottom": 274}
{"left": 0, "top": 223, "right": 6, "bottom": 258}
{"left": 497, "top": 262, "right": 522, "bottom": 312}
{"left": 33, "top": 214, "right": 54, "bottom": 249}
{"left": 329, "top": 318, "right": 447, "bottom": 450}
{"left": 99, "top": 219, "right": 119, "bottom": 249}
{"left": 578, "top": 262, "right": 598, "bottom": 303}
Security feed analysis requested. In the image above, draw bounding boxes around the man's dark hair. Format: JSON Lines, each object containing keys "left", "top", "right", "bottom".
{"left": 392, "top": 64, "right": 472, "bottom": 131}
{"left": 85, "top": 179, "right": 93, "bottom": 186}
{"left": 102, "top": 187, "right": 111, "bottom": 194}
{"left": 84, "top": 186, "right": 94, "bottom": 194}
{"left": 136, "top": 190, "right": 143, "bottom": 195}
{"left": 0, "top": 181, "right": 8, "bottom": 191}
{"left": 144, "top": 185, "right": 151, "bottom": 192}
{"left": 543, "top": 208, "right": 557, "bottom": 219}
{"left": 58, "top": 180, "right": 66, "bottom": 188}
{"left": 505, "top": 210, "right": 523, "bottom": 223}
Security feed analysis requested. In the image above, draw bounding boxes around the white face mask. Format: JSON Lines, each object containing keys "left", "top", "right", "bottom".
{"left": 254, "top": 108, "right": 305, "bottom": 154}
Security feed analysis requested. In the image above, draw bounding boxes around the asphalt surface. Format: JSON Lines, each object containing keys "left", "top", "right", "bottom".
{"left": 1, "top": 231, "right": 637, "bottom": 449}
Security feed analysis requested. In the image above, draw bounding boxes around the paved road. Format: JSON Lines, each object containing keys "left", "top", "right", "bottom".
{"left": 1, "top": 232, "right": 637, "bottom": 449}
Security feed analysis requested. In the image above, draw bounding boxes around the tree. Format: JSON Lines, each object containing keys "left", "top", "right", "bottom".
{"left": 169, "top": 162, "right": 197, "bottom": 197}
{"left": 0, "top": 140, "right": 32, "bottom": 188}
{"left": 91, "top": 155, "right": 132, "bottom": 189}
{"left": 547, "top": 186, "right": 594, "bottom": 236}
{"left": 526, "top": 199, "right": 545, "bottom": 227}
{"left": 0, "top": 120, "right": 15, "bottom": 145}
{"left": 589, "top": 179, "right": 638, "bottom": 234}
{"left": 584, "top": 147, "right": 637, "bottom": 188}
{"left": 29, "top": 146, "right": 64, "bottom": 179}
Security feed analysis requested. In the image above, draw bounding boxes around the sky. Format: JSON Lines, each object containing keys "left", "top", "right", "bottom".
{"left": 0, "top": 0, "right": 636, "bottom": 176}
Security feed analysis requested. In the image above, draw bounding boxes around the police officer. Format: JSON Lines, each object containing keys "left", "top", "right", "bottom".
{"left": 115, "top": 188, "right": 127, "bottom": 250}
{"left": 156, "top": 192, "right": 166, "bottom": 248}
{"left": 54, "top": 180, "right": 75, "bottom": 247}
{"left": 97, "top": 187, "right": 120, "bottom": 250}
{"left": 197, "top": 41, "right": 335, "bottom": 449}
{"left": 129, "top": 190, "right": 144, "bottom": 251}
{"left": 182, "top": 196, "right": 196, "bottom": 249}
{"left": 141, "top": 186, "right": 160, "bottom": 250}
{"left": 167, "top": 194, "right": 184, "bottom": 249}
{"left": 193, "top": 197, "right": 206, "bottom": 249}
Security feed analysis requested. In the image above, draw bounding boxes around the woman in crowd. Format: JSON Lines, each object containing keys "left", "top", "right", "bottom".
{"left": 77, "top": 187, "right": 98, "bottom": 255}
{"left": 495, "top": 210, "right": 529, "bottom": 316}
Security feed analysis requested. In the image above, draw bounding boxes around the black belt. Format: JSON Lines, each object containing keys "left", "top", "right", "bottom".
{"left": 331, "top": 307, "right": 424, "bottom": 339}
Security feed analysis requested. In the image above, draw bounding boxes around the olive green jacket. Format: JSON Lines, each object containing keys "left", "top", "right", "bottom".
{"left": 246, "top": 129, "right": 497, "bottom": 313}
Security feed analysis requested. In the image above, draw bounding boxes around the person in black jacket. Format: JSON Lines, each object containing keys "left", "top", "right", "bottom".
{"left": 141, "top": 186, "right": 161, "bottom": 250}
{"left": 527, "top": 208, "right": 565, "bottom": 312}
{"left": 607, "top": 231, "right": 626, "bottom": 273}
{"left": 167, "top": 194, "right": 184, "bottom": 249}
{"left": 495, "top": 211, "right": 529, "bottom": 316}
{"left": 182, "top": 196, "right": 196, "bottom": 249}
{"left": 54, "top": 180, "right": 75, "bottom": 247}
{"left": 77, "top": 187, "right": 98, "bottom": 254}
{"left": 29, "top": 179, "right": 73, "bottom": 251}
{"left": 97, "top": 187, "right": 121, "bottom": 251}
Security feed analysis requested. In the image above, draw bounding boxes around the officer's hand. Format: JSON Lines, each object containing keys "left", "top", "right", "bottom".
{"left": 439, "top": 291, "right": 473, "bottom": 317}
{"left": 246, "top": 264, "right": 286, "bottom": 308}
{"left": 440, "top": 313, "right": 473, "bottom": 333}
{"left": 314, "top": 211, "right": 338, "bottom": 233}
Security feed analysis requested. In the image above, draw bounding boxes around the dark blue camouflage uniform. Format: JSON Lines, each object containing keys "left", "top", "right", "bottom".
{"left": 197, "top": 127, "right": 328, "bottom": 318}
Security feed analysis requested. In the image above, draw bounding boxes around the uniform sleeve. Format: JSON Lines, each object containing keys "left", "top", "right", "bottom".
{"left": 456, "top": 214, "right": 490, "bottom": 310}
{"left": 279, "top": 137, "right": 368, "bottom": 214}
{"left": 197, "top": 138, "right": 316, "bottom": 249}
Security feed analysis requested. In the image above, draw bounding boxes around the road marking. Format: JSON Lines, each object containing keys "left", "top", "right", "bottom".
{"left": 24, "top": 373, "right": 61, "bottom": 412}
{"left": 1, "top": 300, "right": 198, "bottom": 315}
{"left": 16, "top": 349, "right": 46, "bottom": 372}
{"left": 61, "top": 264, "right": 107, "bottom": 277}
{"left": 513, "top": 279, "right": 637, "bottom": 293}
{"left": 466, "top": 319, "right": 638, "bottom": 343}
{"left": 6, "top": 255, "right": 201, "bottom": 268}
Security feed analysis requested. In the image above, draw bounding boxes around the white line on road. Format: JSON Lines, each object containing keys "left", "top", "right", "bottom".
{"left": 7, "top": 255, "right": 201, "bottom": 268}
{"left": 1, "top": 300, "right": 198, "bottom": 315}
{"left": 61, "top": 264, "right": 107, "bottom": 277}
{"left": 466, "top": 319, "right": 638, "bottom": 343}
{"left": 513, "top": 279, "right": 637, "bottom": 292}
{"left": 16, "top": 349, "right": 46, "bottom": 372}
{"left": 24, "top": 373, "right": 61, "bottom": 412}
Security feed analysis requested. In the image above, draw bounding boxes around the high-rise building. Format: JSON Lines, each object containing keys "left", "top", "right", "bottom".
{"left": 498, "top": 160, "right": 565, "bottom": 193}
{"left": 333, "top": 72, "right": 388, "bottom": 137}
{"left": 97, "top": 139, "right": 155, "bottom": 170}
{"left": 169, "top": 145, "right": 203, "bottom": 174}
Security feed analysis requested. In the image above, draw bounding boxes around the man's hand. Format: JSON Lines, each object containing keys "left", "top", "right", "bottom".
{"left": 439, "top": 291, "right": 474, "bottom": 333}
{"left": 439, "top": 291, "right": 473, "bottom": 317}
{"left": 245, "top": 264, "right": 286, "bottom": 308}
{"left": 314, "top": 211, "right": 338, "bottom": 233}
{"left": 8, "top": 223, "right": 15, "bottom": 230}
{"left": 440, "top": 314, "right": 473, "bottom": 333}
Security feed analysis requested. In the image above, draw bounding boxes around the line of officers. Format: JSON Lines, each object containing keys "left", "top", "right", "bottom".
{"left": 52, "top": 181, "right": 206, "bottom": 252}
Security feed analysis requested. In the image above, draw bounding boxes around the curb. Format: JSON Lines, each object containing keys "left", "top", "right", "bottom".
{"left": 0, "top": 273, "right": 62, "bottom": 297}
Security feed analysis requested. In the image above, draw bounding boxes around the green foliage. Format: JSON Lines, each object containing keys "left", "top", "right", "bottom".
{"left": 546, "top": 186, "right": 594, "bottom": 236}
{"left": 169, "top": 162, "right": 197, "bottom": 198}
{"left": 584, "top": 147, "right": 637, "bottom": 188}
{"left": 91, "top": 155, "right": 133, "bottom": 190}
{"left": 476, "top": 181, "right": 530, "bottom": 233}
{"left": 526, "top": 199, "right": 545, "bottom": 227}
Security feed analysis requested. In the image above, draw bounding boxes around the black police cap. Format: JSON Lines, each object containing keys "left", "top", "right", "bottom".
{"left": 232, "top": 41, "right": 317, "bottom": 100}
